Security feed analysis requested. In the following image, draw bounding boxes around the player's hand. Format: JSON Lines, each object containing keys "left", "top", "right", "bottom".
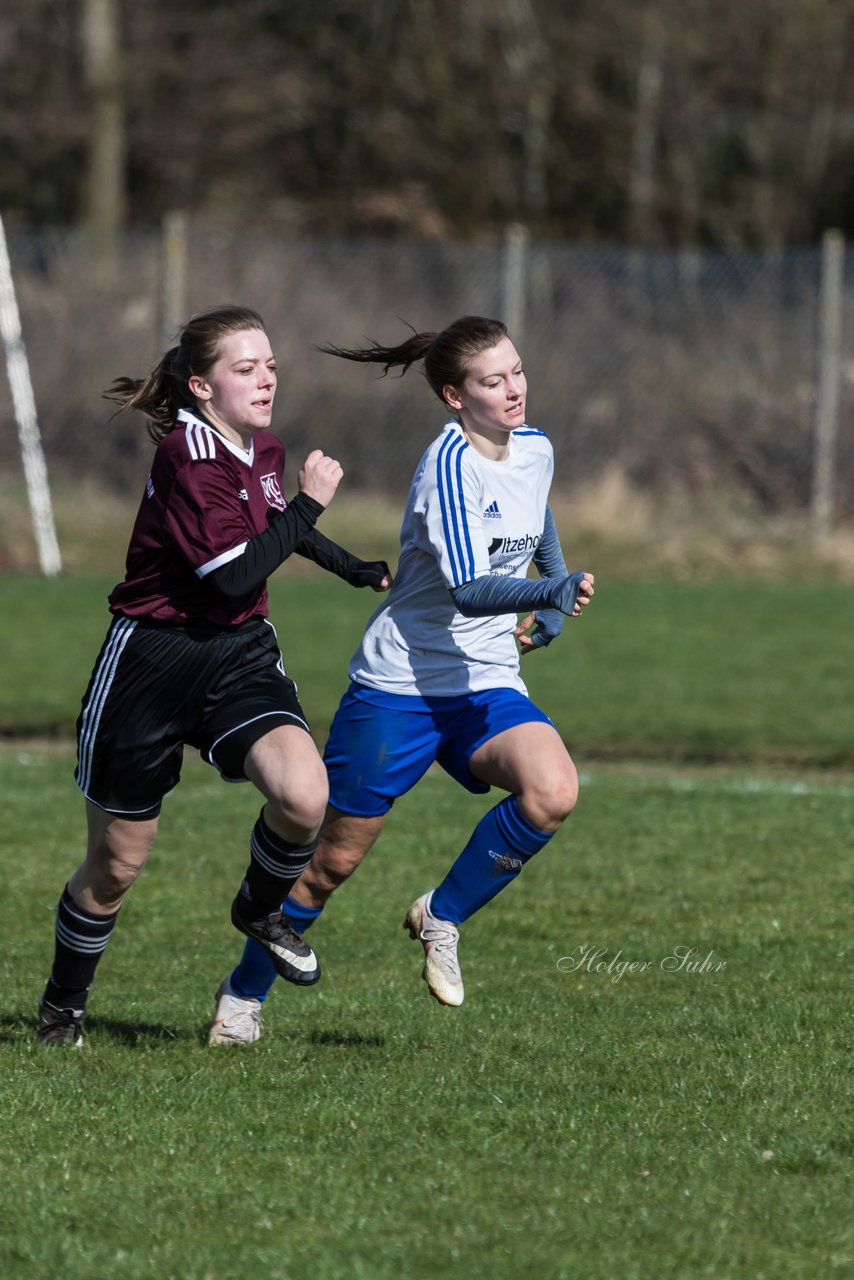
{"left": 516, "top": 608, "right": 564, "bottom": 655}
{"left": 351, "top": 560, "right": 394, "bottom": 591}
{"left": 516, "top": 572, "right": 596, "bottom": 655}
{"left": 572, "top": 572, "right": 595, "bottom": 616}
{"left": 516, "top": 612, "right": 543, "bottom": 656}
{"left": 553, "top": 570, "right": 596, "bottom": 616}
{"left": 298, "top": 449, "right": 343, "bottom": 507}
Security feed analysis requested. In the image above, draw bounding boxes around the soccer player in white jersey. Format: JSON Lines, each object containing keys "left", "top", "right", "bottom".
{"left": 209, "top": 315, "right": 594, "bottom": 1044}
{"left": 37, "top": 306, "right": 391, "bottom": 1046}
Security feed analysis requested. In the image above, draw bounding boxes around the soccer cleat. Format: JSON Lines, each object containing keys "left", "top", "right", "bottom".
{"left": 38, "top": 996, "right": 85, "bottom": 1047}
{"left": 230, "top": 897, "right": 320, "bottom": 986}
{"left": 403, "top": 891, "right": 464, "bottom": 1006}
{"left": 208, "top": 976, "right": 263, "bottom": 1046}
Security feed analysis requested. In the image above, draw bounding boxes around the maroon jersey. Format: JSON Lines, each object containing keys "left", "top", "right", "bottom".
{"left": 110, "top": 409, "right": 289, "bottom": 625}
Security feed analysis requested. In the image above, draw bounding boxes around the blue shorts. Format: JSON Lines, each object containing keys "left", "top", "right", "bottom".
{"left": 323, "top": 682, "right": 553, "bottom": 817}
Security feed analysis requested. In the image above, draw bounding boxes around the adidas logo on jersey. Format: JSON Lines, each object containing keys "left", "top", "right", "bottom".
{"left": 237, "top": 488, "right": 249, "bottom": 501}
{"left": 483, "top": 499, "right": 501, "bottom": 519}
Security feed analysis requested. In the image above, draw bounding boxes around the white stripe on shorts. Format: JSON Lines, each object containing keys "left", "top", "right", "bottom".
{"left": 207, "top": 710, "right": 309, "bottom": 779}
{"left": 76, "top": 617, "right": 137, "bottom": 795}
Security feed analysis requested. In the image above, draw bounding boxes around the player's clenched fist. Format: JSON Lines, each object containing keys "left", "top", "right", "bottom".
{"left": 298, "top": 449, "right": 343, "bottom": 507}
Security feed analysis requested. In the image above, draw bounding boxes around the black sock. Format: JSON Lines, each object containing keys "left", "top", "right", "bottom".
{"left": 43, "top": 885, "right": 120, "bottom": 1010}
{"left": 236, "top": 810, "right": 318, "bottom": 919}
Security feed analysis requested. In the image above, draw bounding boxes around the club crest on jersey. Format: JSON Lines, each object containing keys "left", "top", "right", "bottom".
{"left": 260, "top": 472, "right": 286, "bottom": 510}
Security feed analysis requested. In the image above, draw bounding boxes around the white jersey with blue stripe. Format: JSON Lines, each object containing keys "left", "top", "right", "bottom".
{"left": 350, "top": 421, "right": 554, "bottom": 696}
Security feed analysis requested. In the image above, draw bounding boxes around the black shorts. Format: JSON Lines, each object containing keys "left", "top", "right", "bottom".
{"left": 75, "top": 615, "right": 311, "bottom": 820}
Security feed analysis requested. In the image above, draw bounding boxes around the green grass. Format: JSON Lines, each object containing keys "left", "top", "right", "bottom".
{"left": 1, "top": 751, "right": 852, "bottom": 1278}
{"left": 2, "top": 573, "right": 853, "bottom": 764}
{"left": 2, "top": 572, "right": 853, "bottom": 1277}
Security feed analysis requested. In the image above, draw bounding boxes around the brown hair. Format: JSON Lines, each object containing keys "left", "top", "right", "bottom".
{"left": 105, "top": 305, "right": 268, "bottom": 442}
{"left": 318, "top": 315, "right": 509, "bottom": 406}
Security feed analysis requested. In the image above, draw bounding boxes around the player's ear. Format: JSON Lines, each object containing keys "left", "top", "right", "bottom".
{"left": 188, "top": 373, "right": 211, "bottom": 401}
{"left": 443, "top": 384, "right": 463, "bottom": 412}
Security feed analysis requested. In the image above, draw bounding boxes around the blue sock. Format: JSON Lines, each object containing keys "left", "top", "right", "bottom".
{"left": 430, "top": 795, "right": 553, "bottom": 925}
{"left": 230, "top": 896, "right": 324, "bottom": 1001}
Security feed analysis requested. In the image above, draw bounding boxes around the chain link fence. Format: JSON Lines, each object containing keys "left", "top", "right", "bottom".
{"left": 1, "top": 226, "right": 852, "bottom": 522}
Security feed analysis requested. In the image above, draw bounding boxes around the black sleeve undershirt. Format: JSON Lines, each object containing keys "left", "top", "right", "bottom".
{"left": 294, "top": 526, "right": 360, "bottom": 580}
{"left": 206, "top": 491, "right": 325, "bottom": 599}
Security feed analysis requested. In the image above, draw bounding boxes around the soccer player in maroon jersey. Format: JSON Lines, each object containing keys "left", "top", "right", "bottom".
{"left": 37, "top": 305, "right": 391, "bottom": 1046}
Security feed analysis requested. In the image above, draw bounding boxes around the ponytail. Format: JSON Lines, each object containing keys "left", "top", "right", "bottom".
{"left": 319, "top": 315, "right": 508, "bottom": 406}
{"left": 317, "top": 329, "right": 436, "bottom": 379}
{"left": 104, "top": 346, "right": 190, "bottom": 443}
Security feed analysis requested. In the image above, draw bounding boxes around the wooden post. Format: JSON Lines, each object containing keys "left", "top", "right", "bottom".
{"left": 811, "top": 229, "right": 845, "bottom": 541}
{"left": 502, "top": 223, "right": 528, "bottom": 341}
{"left": 161, "top": 211, "right": 189, "bottom": 348}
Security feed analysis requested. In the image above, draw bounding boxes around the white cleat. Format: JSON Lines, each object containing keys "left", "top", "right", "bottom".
{"left": 208, "top": 976, "right": 263, "bottom": 1046}
{"left": 403, "top": 891, "right": 464, "bottom": 1006}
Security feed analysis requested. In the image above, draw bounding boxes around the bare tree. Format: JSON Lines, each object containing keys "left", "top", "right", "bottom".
{"left": 1, "top": 0, "right": 854, "bottom": 246}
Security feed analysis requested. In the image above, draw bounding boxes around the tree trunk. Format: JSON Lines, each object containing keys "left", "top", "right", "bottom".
{"left": 82, "top": 0, "right": 126, "bottom": 234}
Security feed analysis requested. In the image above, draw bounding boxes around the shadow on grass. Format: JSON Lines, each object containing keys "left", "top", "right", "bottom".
{"left": 3, "top": 1012, "right": 387, "bottom": 1049}
{"left": 308, "top": 1028, "right": 386, "bottom": 1049}
{"left": 85, "top": 1015, "right": 184, "bottom": 1045}
{"left": 0, "top": 1012, "right": 184, "bottom": 1046}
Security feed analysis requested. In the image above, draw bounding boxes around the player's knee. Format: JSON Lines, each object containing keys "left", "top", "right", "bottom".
{"left": 79, "top": 817, "right": 156, "bottom": 909}
{"left": 522, "top": 764, "right": 579, "bottom": 831}
{"left": 307, "top": 842, "right": 364, "bottom": 895}
{"left": 267, "top": 779, "right": 329, "bottom": 836}
{"left": 90, "top": 850, "right": 146, "bottom": 905}
{"left": 302, "top": 860, "right": 349, "bottom": 897}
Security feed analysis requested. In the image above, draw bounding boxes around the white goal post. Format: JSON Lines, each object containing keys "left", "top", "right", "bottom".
{"left": 0, "top": 214, "right": 62, "bottom": 576}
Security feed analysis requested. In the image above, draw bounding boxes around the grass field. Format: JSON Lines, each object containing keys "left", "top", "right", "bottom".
{"left": 1, "top": 569, "right": 852, "bottom": 1278}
